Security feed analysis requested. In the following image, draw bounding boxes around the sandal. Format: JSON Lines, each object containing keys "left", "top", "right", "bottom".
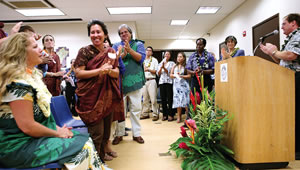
{"left": 104, "top": 153, "right": 113, "bottom": 161}
{"left": 168, "top": 116, "right": 174, "bottom": 122}
{"left": 107, "top": 151, "right": 118, "bottom": 158}
{"left": 162, "top": 116, "right": 167, "bottom": 121}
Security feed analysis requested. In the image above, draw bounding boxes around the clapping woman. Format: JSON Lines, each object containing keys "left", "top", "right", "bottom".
{"left": 74, "top": 20, "right": 123, "bottom": 162}
{"left": 157, "top": 51, "right": 175, "bottom": 121}
{"left": 220, "top": 35, "right": 245, "bottom": 60}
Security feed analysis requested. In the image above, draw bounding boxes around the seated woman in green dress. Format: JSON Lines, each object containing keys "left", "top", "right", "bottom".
{"left": 0, "top": 32, "right": 108, "bottom": 170}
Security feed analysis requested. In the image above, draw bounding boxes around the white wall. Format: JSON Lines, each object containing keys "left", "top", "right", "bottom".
{"left": 204, "top": 0, "right": 300, "bottom": 60}
{"left": 3, "top": 0, "right": 300, "bottom": 64}
{"left": 143, "top": 0, "right": 300, "bottom": 53}
{"left": 144, "top": 39, "right": 196, "bottom": 50}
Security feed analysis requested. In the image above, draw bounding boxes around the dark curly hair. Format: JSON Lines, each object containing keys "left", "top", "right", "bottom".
{"left": 87, "top": 19, "right": 108, "bottom": 37}
{"left": 284, "top": 13, "right": 300, "bottom": 27}
{"left": 196, "top": 38, "right": 206, "bottom": 46}
{"left": 147, "top": 46, "right": 153, "bottom": 52}
{"left": 225, "top": 35, "right": 237, "bottom": 45}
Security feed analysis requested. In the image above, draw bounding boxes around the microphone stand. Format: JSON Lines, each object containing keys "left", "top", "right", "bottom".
{"left": 253, "top": 37, "right": 264, "bottom": 55}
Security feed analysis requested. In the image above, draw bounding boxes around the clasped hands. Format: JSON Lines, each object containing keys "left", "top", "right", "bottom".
{"left": 56, "top": 125, "right": 73, "bottom": 138}
{"left": 161, "top": 61, "right": 167, "bottom": 70}
{"left": 118, "top": 40, "right": 132, "bottom": 58}
{"left": 144, "top": 66, "right": 151, "bottom": 72}
{"left": 99, "top": 62, "right": 113, "bottom": 75}
{"left": 260, "top": 43, "right": 278, "bottom": 57}
{"left": 195, "top": 67, "right": 203, "bottom": 74}
{"left": 221, "top": 48, "right": 231, "bottom": 59}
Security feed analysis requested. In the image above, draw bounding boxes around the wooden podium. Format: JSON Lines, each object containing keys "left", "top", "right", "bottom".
{"left": 215, "top": 56, "right": 295, "bottom": 166}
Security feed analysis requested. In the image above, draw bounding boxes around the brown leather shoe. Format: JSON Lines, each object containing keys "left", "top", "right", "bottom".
{"left": 112, "top": 136, "right": 123, "bottom": 145}
{"left": 152, "top": 116, "right": 159, "bottom": 121}
{"left": 133, "top": 136, "right": 144, "bottom": 144}
{"left": 140, "top": 115, "right": 150, "bottom": 120}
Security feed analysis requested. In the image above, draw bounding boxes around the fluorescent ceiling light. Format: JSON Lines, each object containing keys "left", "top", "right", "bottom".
{"left": 16, "top": 8, "right": 65, "bottom": 16}
{"left": 107, "top": 7, "right": 152, "bottom": 15}
{"left": 170, "top": 20, "right": 189, "bottom": 26}
{"left": 196, "top": 6, "right": 220, "bottom": 14}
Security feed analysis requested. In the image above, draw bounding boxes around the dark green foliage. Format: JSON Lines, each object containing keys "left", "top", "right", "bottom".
{"left": 169, "top": 87, "right": 235, "bottom": 170}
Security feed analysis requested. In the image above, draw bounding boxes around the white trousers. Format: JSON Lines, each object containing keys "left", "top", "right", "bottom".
{"left": 141, "top": 79, "right": 158, "bottom": 117}
{"left": 116, "top": 88, "right": 142, "bottom": 137}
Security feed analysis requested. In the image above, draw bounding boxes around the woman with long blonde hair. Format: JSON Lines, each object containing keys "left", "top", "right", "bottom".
{"left": 0, "top": 32, "right": 28, "bottom": 101}
{"left": 0, "top": 33, "right": 106, "bottom": 170}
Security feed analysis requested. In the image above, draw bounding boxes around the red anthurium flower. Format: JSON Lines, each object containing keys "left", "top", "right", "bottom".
{"left": 187, "top": 119, "right": 197, "bottom": 130}
{"left": 196, "top": 91, "right": 201, "bottom": 104}
{"left": 185, "top": 120, "right": 196, "bottom": 144}
{"left": 180, "top": 126, "right": 187, "bottom": 137}
{"left": 179, "top": 142, "right": 190, "bottom": 150}
{"left": 190, "top": 91, "right": 196, "bottom": 111}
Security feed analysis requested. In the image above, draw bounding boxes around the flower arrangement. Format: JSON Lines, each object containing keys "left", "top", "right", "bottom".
{"left": 169, "top": 73, "right": 235, "bottom": 170}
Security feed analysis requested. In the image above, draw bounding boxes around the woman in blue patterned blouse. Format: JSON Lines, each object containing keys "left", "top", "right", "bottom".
{"left": 220, "top": 35, "right": 245, "bottom": 60}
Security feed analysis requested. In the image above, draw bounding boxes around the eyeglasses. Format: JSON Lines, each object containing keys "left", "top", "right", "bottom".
{"left": 44, "top": 38, "right": 54, "bottom": 42}
{"left": 120, "top": 30, "right": 129, "bottom": 35}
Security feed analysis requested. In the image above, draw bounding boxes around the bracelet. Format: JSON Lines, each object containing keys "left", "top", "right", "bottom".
{"left": 272, "top": 50, "right": 277, "bottom": 56}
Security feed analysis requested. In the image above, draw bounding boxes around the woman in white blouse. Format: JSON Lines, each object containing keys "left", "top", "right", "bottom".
{"left": 157, "top": 51, "right": 175, "bottom": 121}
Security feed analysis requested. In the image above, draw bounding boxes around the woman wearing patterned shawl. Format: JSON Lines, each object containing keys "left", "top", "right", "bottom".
{"left": 0, "top": 33, "right": 106, "bottom": 169}
{"left": 74, "top": 20, "right": 124, "bottom": 162}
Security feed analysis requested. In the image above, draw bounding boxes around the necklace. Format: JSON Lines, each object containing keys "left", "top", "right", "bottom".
{"left": 145, "top": 56, "right": 152, "bottom": 67}
{"left": 281, "top": 27, "right": 300, "bottom": 50}
{"left": 230, "top": 47, "right": 239, "bottom": 57}
{"left": 26, "top": 68, "right": 33, "bottom": 74}
{"left": 196, "top": 50, "right": 209, "bottom": 70}
{"left": 23, "top": 68, "right": 52, "bottom": 117}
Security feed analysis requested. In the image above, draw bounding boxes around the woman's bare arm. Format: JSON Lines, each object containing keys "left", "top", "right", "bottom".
{"left": 10, "top": 100, "right": 73, "bottom": 138}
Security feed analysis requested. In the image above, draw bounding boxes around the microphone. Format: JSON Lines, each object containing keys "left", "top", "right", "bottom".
{"left": 259, "top": 30, "right": 279, "bottom": 41}
{"left": 253, "top": 30, "right": 279, "bottom": 55}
